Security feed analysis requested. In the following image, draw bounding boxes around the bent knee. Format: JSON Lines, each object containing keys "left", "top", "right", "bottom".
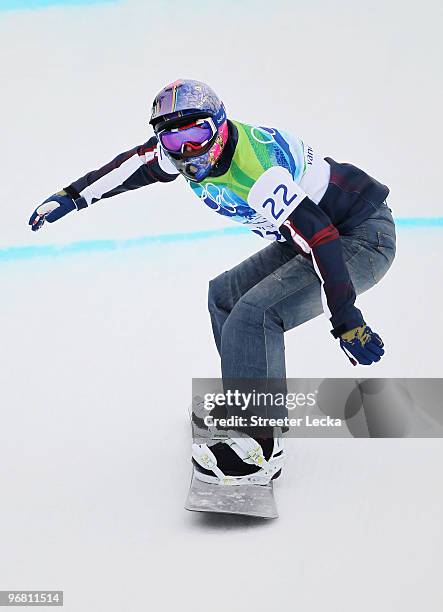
{"left": 222, "top": 299, "right": 282, "bottom": 338}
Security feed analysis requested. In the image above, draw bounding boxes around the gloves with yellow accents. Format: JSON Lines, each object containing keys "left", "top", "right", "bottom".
{"left": 339, "top": 325, "right": 384, "bottom": 366}
{"left": 29, "top": 190, "right": 76, "bottom": 232}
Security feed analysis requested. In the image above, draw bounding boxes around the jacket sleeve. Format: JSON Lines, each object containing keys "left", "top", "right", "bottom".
{"left": 279, "top": 197, "right": 365, "bottom": 336}
{"left": 63, "top": 136, "right": 179, "bottom": 210}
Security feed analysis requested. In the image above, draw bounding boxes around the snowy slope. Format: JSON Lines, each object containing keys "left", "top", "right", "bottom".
{"left": 0, "top": 237, "right": 442, "bottom": 611}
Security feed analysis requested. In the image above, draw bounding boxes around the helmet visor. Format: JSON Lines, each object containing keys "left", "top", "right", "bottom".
{"left": 159, "top": 119, "right": 216, "bottom": 158}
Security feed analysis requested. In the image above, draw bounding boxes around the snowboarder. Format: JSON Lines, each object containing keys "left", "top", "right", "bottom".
{"left": 29, "top": 79, "right": 396, "bottom": 494}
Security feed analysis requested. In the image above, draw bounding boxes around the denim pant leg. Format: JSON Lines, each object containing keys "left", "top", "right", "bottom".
{"left": 208, "top": 240, "right": 297, "bottom": 354}
{"left": 211, "top": 202, "right": 396, "bottom": 379}
{"left": 342, "top": 201, "right": 396, "bottom": 291}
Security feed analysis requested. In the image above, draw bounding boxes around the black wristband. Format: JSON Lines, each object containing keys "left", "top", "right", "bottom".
{"left": 64, "top": 185, "right": 81, "bottom": 200}
{"left": 330, "top": 323, "right": 351, "bottom": 339}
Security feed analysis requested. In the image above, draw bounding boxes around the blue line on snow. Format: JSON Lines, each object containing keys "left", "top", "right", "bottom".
{"left": 395, "top": 217, "right": 443, "bottom": 227}
{"left": 0, "top": 218, "right": 442, "bottom": 263}
{"left": 0, "top": 0, "right": 115, "bottom": 12}
{"left": 0, "top": 227, "right": 244, "bottom": 262}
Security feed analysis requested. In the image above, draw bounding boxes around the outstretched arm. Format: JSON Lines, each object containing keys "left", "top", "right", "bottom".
{"left": 29, "top": 136, "right": 179, "bottom": 231}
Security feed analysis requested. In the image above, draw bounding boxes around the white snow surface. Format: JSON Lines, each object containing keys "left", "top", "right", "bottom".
{"left": 1, "top": 1, "right": 442, "bottom": 611}
{"left": 1, "top": 234, "right": 443, "bottom": 611}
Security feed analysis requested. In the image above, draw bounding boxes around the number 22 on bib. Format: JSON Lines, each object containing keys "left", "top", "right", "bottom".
{"left": 247, "top": 166, "right": 307, "bottom": 227}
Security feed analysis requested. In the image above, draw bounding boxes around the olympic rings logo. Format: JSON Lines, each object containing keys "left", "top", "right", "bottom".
{"left": 250, "top": 127, "right": 276, "bottom": 145}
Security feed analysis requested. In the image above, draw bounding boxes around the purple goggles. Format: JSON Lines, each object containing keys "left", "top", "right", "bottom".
{"left": 158, "top": 118, "right": 216, "bottom": 157}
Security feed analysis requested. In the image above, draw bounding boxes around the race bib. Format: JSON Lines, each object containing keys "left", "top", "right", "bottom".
{"left": 247, "top": 166, "right": 306, "bottom": 226}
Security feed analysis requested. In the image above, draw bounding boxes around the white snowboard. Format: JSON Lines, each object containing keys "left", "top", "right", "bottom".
{"left": 185, "top": 469, "right": 279, "bottom": 519}
{"left": 186, "top": 396, "right": 279, "bottom": 519}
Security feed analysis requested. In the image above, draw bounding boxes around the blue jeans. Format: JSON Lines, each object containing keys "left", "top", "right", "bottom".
{"left": 208, "top": 202, "right": 396, "bottom": 378}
